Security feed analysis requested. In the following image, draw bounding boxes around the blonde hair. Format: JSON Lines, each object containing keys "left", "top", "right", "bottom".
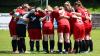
{"left": 46, "top": 5, "right": 53, "bottom": 11}
{"left": 64, "top": 1, "right": 70, "bottom": 5}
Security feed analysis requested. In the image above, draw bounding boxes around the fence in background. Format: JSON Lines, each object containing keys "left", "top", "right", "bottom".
{"left": 0, "top": 13, "right": 100, "bottom": 30}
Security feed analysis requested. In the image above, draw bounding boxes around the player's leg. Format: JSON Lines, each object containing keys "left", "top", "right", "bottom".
{"left": 73, "top": 39, "right": 79, "bottom": 53}
{"left": 28, "top": 29, "right": 34, "bottom": 52}
{"left": 79, "top": 40, "right": 86, "bottom": 53}
{"left": 36, "top": 40, "right": 40, "bottom": 52}
{"left": 85, "top": 34, "right": 89, "bottom": 51}
{"left": 43, "top": 34, "right": 49, "bottom": 53}
{"left": 17, "top": 37, "right": 23, "bottom": 53}
{"left": 64, "top": 41, "right": 72, "bottom": 53}
{"left": 79, "top": 27, "right": 86, "bottom": 53}
{"left": 29, "top": 29, "right": 42, "bottom": 52}
{"left": 18, "top": 24, "right": 26, "bottom": 53}
{"left": 9, "top": 21, "right": 18, "bottom": 53}
{"left": 69, "top": 26, "right": 73, "bottom": 52}
{"left": 16, "top": 24, "right": 23, "bottom": 53}
{"left": 84, "top": 20, "right": 93, "bottom": 52}
{"left": 58, "top": 32, "right": 63, "bottom": 53}
{"left": 42, "top": 40, "right": 45, "bottom": 51}
{"left": 73, "top": 26, "right": 80, "bottom": 53}
{"left": 35, "top": 29, "right": 42, "bottom": 52}
{"left": 20, "top": 37, "right": 26, "bottom": 52}
{"left": 42, "top": 28, "right": 47, "bottom": 52}
{"left": 17, "top": 37, "right": 26, "bottom": 53}
{"left": 85, "top": 26, "right": 93, "bottom": 52}
{"left": 89, "top": 38, "right": 93, "bottom": 52}
{"left": 11, "top": 35, "right": 18, "bottom": 53}
{"left": 88, "top": 23, "right": 93, "bottom": 52}
{"left": 64, "top": 32, "right": 70, "bottom": 53}
{"left": 85, "top": 34, "right": 93, "bottom": 52}
{"left": 20, "top": 25, "right": 26, "bottom": 53}
{"left": 29, "top": 39, "right": 34, "bottom": 52}
{"left": 49, "top": 34, "right": 54, "bottom": 53}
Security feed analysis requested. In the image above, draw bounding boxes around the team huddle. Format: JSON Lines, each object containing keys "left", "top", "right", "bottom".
{"left": 9, "top": 1, "right": 93, "bottom": 54}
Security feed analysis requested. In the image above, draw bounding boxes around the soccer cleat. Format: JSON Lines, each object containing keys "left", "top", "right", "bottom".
{"left": 63, "top": 51, "right": 68, "bottom": 54}
{"left": 12, "top": 51, "right": 19, "bottom": 54}
{"left": 30, "top": 49, "right": 34, "bottom": 52}
{"left": 58, "top": 51, "right": 63, "bottom": 54}
{"left": 50, "top": 50, "right": 54, "bottom": 53}
{"left": 24, "top": 51, "right": 31, "bottom": 54}
{"left": 44, "top": 50, "right": 49, "bottom": 53}
{"left": 84, "top": 51, "right": 89, "bottom": 53}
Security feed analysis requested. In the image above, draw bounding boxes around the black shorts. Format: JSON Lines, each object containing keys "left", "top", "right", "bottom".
{"left": 16, "top": 24, "right": 26, "bottom": 37}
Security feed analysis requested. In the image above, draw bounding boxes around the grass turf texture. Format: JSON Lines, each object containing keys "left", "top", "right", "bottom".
{"left": 0, "top": 29, "right": 100, "bottom": 56}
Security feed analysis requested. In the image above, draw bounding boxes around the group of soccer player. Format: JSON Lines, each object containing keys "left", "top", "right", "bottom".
{"left": 9, "top": 1, "right": 93, "bottom": 54}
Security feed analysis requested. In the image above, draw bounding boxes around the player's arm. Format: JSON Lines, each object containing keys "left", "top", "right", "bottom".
{"left": 60, "top": 14, "right": 70, "bottom": 19}
{"left": 71, "top": 12, "right": 81, "bottom": 19}
{"left": 85, "top": 14, "right": 92, "bottom": 20}
{"left": 39, "top": 16, "right": 46, "bottom": 21}
{"left": 22, "top": 12, "right": 30, "bottom": 22}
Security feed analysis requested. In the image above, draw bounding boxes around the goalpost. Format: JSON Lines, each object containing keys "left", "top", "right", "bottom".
{"left": 46, "top": 0, "right": 48, "bottom": 7}
{"left": 40, "top": 0, "right": 48, "bottom": 8}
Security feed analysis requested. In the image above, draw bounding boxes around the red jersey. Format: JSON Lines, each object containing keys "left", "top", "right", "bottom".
{"left": 42, "top": 12, "right": 54, "bottom": 27}
{"left": 16, "top": 8, "right": 26, "bottom": 15}
{"left": 76, "top": 7, "right": 91, "bottom": 21}
{"left": 70, "top": 12, "right": 84, "bottom": 25}
{"left": 52, "top": 9, "right": 70, "bottom": 33}
{"left": 52, "top": 10, "right": 70, "bottom": 26}
{"left": 42, "top": 12, "right": 54, "bottom": 34}
{"left": 76, "top": 7, "right": 92, "bottom": 27}
{"left": 70, "top": 13, "right": 85, "bottom": 39}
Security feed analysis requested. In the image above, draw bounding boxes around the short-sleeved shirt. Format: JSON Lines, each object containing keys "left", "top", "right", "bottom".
{"left": 42, "top": 13, "right": 54, "bottom": 26}
{"left": 27, "top": 11, "right": 44, "bottom": 29}
{"left": 52, "top": 10, "right": 70, "bottom": 26}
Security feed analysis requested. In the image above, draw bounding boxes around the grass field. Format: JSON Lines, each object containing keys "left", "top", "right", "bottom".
{"left": 0, "top": 29, "right": 100, "bottom": 56}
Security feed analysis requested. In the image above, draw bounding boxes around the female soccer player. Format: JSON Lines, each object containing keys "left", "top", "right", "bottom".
{"left": 64, "top": 1, "right": 75, "bottom": 52}
{"left": 84, "top": 10, "right": 93, "bottom": 52}
{"left": 52, "top": 6, "right": 70, "bottom": 53}
{"left": 74, "top": 1, "right": 93, "bottom": 52}
{"left": 70, "top": 11, "right": 85, "bottom": 53}
{"left": 9, "top": 10, "right": 18, "bottom": 53}
{"left": 24, "top": 7, "right": 45, "bottom": 52}
{"left": 40, "top": 6, "right": 54, "bottom": 53}
{"left": 15, "top": 4, "right": 29, "bottom": 53}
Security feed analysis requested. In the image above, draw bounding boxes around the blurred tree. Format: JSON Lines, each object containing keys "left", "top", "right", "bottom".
{"left": 0, "top": 0, "right": 100, "bottom": 12}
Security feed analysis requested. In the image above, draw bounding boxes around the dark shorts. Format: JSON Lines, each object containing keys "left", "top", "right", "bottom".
{"left": 16, "top": 24, "right": 26, "bottom": 37}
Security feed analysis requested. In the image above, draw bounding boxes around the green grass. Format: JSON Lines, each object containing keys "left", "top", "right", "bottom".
{"left": 0, "top": 29, "right": 100, "bottom": 56}
{"left": 88, "top": 7, "right": 100, "bottom": 13}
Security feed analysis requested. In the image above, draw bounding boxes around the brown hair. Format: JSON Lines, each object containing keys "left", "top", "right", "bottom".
{"left": 64, "top": 1, "right": 74, "bottom": 12}
{"left": 74, "top": 1, "right": 84, "bottom": 8}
